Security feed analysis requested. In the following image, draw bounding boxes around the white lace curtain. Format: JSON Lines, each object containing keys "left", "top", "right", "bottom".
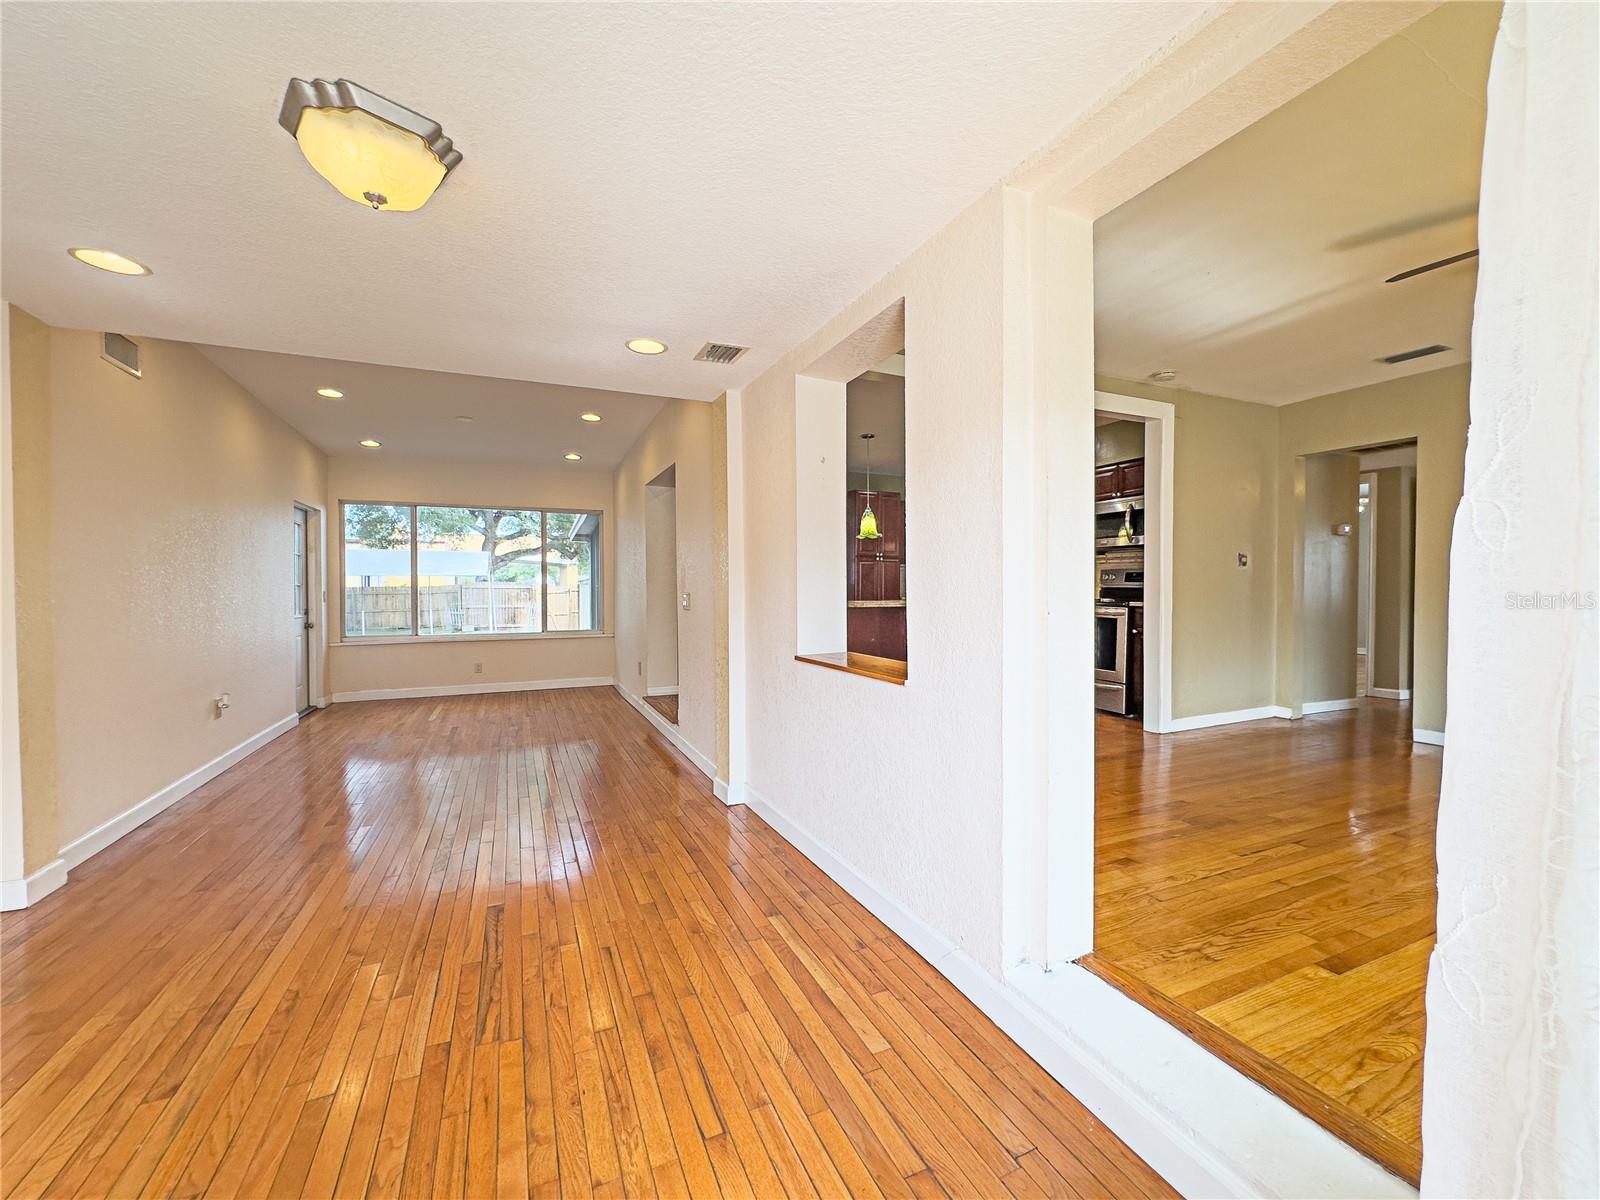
{"left": 1420, "top": 3, "right": 1599, "bottom": 1197}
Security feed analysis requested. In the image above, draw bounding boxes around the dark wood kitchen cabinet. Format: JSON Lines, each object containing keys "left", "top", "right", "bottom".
{"left": 1119, "top": 458, "right": 1145, "bottom": 495}
{"left": 847, "top": 489, "right": 906, "bottom": 662}
{"left": 1094, "top": 465, "right": 1120, "bottom": 500}
{"left": 848, "top": 606, "right": 907, "bottom": 660}
{"left": 851, "top": 559, "right": 901, "bottom": 602}
{"left": 851, "top": 490, "right": 903, "bottom": 560}
{"left": 1094, "top": 458, "right": 1145, "bottom": 500}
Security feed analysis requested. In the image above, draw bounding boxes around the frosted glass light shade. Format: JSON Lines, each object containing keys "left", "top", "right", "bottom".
{"left": 294, "top": 107, "right": 446, "bottom": 211}
{"left": 279, "top": 79, "right": 461, "bottom": 213}
{"left": 858, "top": 506, "right": 882, "bottom": 540}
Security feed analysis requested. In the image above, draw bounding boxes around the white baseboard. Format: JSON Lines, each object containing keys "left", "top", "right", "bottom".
{"left": 1302, "top": 697, "right": 1361, "bottom": 714}
{"left": 614, "top": 685, "right": 717, "bottom": 782}
{"left": 646, "top": 685, "right": 680, "bottom": 697}
{"left": 1368, "top": 687, "right": 1412, "bottom": 700}
{"left": 59, "top": 713, "right": 300, "bottom": 872}
{"left": 1164, "top": 705, "right": 1290, "bottom": 732}
{"left": 0, "top": 857, "right": 67, "bottom": 911}
{"left": 739, "top": 783, "right": 1414, "bottom": 1200}
{"left": 332, "top": 676, "right": 614, "bottom": 703}
{"left": 1413, "top": 727, "right": 1445, "bottom": 746}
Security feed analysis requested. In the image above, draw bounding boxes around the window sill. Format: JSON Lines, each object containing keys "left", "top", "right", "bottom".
{"left": 335, "top": 631, "right": 613, "bottom": 647}
{"left": 794, "top": 652, "right": 907, "bottom": 685}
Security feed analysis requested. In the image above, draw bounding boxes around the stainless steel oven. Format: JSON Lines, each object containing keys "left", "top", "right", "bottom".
{"left": 1095, "top": 604, "right": 1130, "bottom": 714}
{"left": 1095, "top": 497, "right": 1145, "bottom": 548}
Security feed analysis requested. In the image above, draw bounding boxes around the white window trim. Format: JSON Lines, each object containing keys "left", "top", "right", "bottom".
{"left": 338, "top": 500, "right": 603, "bottom": 642}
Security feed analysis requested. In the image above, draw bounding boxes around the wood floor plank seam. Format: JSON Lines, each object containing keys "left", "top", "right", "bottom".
{"left": 5, "top": 689, "right": 1174, "bottom": 1199}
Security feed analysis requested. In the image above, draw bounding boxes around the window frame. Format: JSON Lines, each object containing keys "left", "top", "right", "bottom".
{"left": 338, "top": 499, "right": 604, "bottom": 644}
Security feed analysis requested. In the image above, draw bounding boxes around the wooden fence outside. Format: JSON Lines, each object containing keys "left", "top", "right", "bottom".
{"left": 343, "top": 584, "right": 583, "bottom": 636}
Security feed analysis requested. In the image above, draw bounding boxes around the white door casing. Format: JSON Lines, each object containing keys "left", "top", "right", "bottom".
{"left": 293, "top": 506, "right": 310, "bottom": 713}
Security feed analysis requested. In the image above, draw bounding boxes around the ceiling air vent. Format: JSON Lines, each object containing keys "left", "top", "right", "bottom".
{"left": 1379, "top": 344, "right": 1451, "bottom": 365}
{"left": 694, "top": 342, "right": 749, "bottom": 365}
{"left": 100, "top": 332, "right": 141, "bottom": 378}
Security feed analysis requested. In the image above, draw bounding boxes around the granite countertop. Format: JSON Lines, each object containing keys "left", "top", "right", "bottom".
{"left": 847, "top": 599, "right": 907, "bottom": 609}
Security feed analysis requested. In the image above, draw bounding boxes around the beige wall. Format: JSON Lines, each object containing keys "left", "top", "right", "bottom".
{"left": 741, "top": 188, "right": 1008, "bottom": 969}
{"left": 644, "top": 481, "right": 679, "bottom": 691}
{"left": 1299, "top": 453, "right": 1361, "bottom": 703}
{"left": 17, "top": 314, "right": 327, "bottom": 851}
{"left": 1095, "top": 375, "right": 1281, "bottom": 718}
{"left": 612, "top": 399, "right": 718, "bottom": 771}
{"left": 1369, "top": 464, "right": 1416, "bottom": 693}
{"left": 710, "top": 395, "right": 730, "bottom": 778}
{"left": 1094, "top": 419, "right": 1144, "bottom": 465}
{"left": 1100, "top": 365, "right": 1467, "bottom": 729}
{"left": 7, "top": 308, "right": 61, "bottom": 873}
{"left": 1278, "top": 365, "right": 1467, "bottom": 733}
{"left": 325, "top": 456, "right": 615, "bottom": 697}
{"left": 0, "top": 307, "right": 23, "bottom": 885}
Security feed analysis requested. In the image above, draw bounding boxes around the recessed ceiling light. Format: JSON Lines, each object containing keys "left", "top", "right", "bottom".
{"left": 564, "top": 452, "right": 583, "bottom": 461}
{"left": 358, "top": 438, "right": 382, "bottom": 448}
{"left": 279, "top": 78, "right": 461, "bottom": 212}
{"left": 67, "top": 247, "right": 151, "bottom": 276}
{"left": 579, "top": 412, "right": 603, "bottom": 423}
{"left": 455, "top": 415, "right": 475, "bottom": 423}
{"left": 626, "top": 338, "right": 667, "bottom": 356}
{"left": 1147, "top": 369, "right": 1178, "bottom": 383}
{"left": 316, "top": 387, "right": 344, "bottom": 399}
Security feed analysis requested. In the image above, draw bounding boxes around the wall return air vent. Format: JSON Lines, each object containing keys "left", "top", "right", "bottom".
{"left": 1379, "top": 344, "right": 1451, "bottom": 365}
{"left": 693, "top": 342, "right": 749, "bottom": 364}
{"left": 100, "top": 331, "right": 141, "bottom": 378}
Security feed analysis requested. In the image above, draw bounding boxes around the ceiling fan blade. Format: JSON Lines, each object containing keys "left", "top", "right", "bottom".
{"left": 1385, "top": 249, "right": 1480, "bottom": 283}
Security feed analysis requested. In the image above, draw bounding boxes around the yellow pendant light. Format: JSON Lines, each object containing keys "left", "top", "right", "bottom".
{"left": 857, "top": 432, "right": 883, "bottom": 541}
{"left": 279, "top": 79, "right": 461, "bottom": 212}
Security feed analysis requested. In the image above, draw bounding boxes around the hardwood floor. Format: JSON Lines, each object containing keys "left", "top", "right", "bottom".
{"left": 1094, "top": 700, "right": 1439, "bottom": 1183}
{"left": 643, "top": 693, "right": 679, "bottom": 724}
{"left": 2, "top": 687, "right": 1172, "bottom": 1199}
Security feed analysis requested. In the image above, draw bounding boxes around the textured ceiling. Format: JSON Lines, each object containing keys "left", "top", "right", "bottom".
{"left": 1094, "top": 2, "right": 1498, "bottom": 406}
{"left": 197, "top": 345, "right": 667, "bottom": 468}
{"left": 2, "top": 1, "right": 1205, "bottom": 403}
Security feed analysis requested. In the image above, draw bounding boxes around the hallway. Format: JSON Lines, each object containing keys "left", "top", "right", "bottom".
{"left": 1, "top": 688, "right": 1170, "bottom": 1199}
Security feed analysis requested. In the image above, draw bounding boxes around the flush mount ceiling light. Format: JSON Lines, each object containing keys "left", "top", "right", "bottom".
{"left": 316, "top": 386, "right": 344, "bottom": 399}
{"left": 626, "top": 338, "right": 668, "bottom": 356}
{"left": 278, "top": 78, "right": 462, "bottom": 212}
{"left": 358, "top": 438, "right": 382, "bottom": 448}
{"left": 579, "top": 412, "right": 603, "bottom": 423}
{"left": 564, "top": 452, "right": 583, "bottom": 461}
{"left": 1147, "top": 368, "right": 1178, "bottom": 383}
{"left": 454, "top": 415, "right": 475, "bottom": 423}
{"left": 67, "top": 247, "right": 151, "bottom": 276}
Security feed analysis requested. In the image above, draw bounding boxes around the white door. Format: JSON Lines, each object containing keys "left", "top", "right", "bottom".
{"left": 293, "top": 507, "right": 311, "bottom": 712}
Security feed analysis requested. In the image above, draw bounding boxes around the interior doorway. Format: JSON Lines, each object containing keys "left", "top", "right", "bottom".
{"left": 1358, "top": 471, "right": 1376, "bottom": 695}
{"left": 1080, "top": 0, "right": 1492, "bottom": 1180}
{"left": 292, "top": 504, "right": 313, "bottom": 715}
{"left": 644, "top": 465, "right": 679, "bottom": 725}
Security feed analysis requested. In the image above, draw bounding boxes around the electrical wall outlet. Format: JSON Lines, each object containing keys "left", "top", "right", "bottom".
{"left": 680, "top": 591, "right": 691, "bottom": 611}
{"left": 1237, "top": 552, "right": 1249, "bottom": 568}
{"left": 473, "top": 662, "right": 483, "bottom": 675}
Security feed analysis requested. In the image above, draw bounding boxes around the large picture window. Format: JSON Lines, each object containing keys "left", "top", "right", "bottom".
{"left": 341, "top": 502, "right": 601, "bottom": 639}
